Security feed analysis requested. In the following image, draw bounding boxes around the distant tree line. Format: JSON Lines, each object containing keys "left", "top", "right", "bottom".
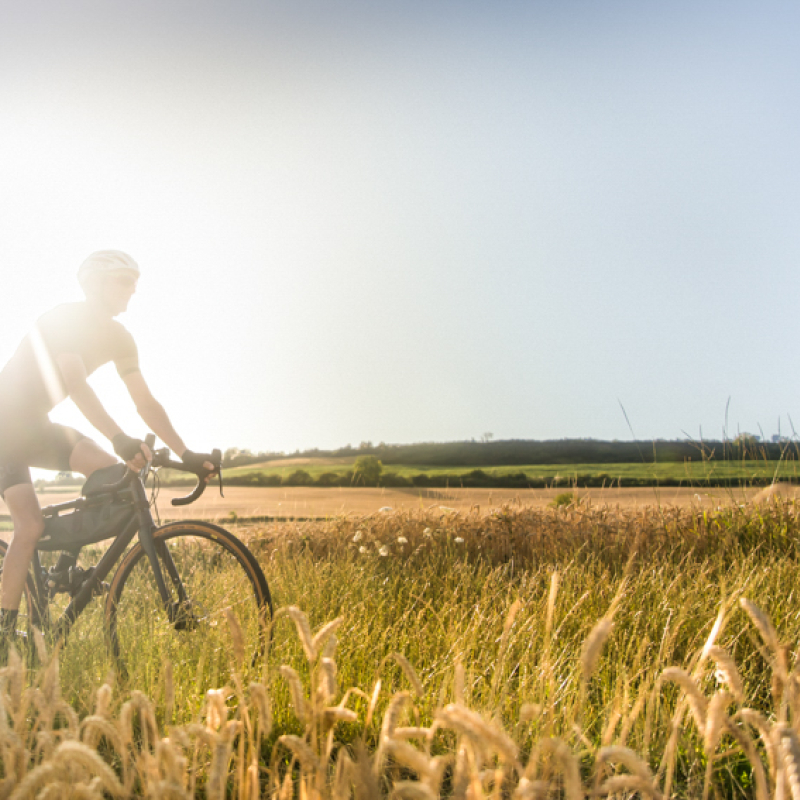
{"left": 37, "top": 437, "right": 797, "bottom": 490}
{"left": 223, "top": 436, "right": 797, "bottom": 469}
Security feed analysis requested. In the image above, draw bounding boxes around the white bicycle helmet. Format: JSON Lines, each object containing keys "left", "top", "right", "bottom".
{"left": 77, "top": 250, "right": 140, "bottom": 290}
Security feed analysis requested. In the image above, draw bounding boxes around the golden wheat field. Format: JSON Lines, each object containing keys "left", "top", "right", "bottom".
{"left": 3, "top": 496, "right": 800, "bottom": 797}
{"left": 8, "top": 481, "right": 798, "bottom": 522}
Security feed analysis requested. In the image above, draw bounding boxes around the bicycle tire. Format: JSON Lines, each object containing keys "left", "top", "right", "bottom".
{"left": 104, "top": 521, "right": 272, "bottom": 681}
{"left": 0, "top": 539, "right": 44, "bottom": 647}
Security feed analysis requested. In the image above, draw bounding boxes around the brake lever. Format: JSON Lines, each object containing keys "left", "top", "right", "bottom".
{"left": 169, "top": 448, "right": 223, "bottom": 506}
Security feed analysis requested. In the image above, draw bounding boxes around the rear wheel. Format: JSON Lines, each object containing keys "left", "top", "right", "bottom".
{"left": 0, "top": 539, "right": 44, "bottom": 661}
{"left": 105, "top": 521, "right": 272, "bottom": 686}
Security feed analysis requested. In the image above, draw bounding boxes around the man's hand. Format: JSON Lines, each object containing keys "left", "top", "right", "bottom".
{"left": 112, "top": 433, "right": 152, "bottom": 472}
{"left": 181, "top": 449, "right": 219, "bottom": 483}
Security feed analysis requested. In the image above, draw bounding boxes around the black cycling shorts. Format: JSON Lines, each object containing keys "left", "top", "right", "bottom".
{"left": 0, "top": 418, "right": 86, "bottom": 497}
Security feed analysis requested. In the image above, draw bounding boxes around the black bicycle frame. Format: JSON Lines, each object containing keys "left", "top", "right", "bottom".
{"left": 29, "top": 472, "right": 184, "bottom": 645}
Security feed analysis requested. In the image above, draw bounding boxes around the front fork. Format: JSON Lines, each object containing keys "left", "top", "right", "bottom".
{"left": 133, "top": 483, "right": 195, "bottom": 630}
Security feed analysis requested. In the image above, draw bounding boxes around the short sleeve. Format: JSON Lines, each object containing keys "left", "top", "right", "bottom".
{"left": 114, "top": 327, "right": 140, "bottom": 378}
{"left": 37, "top": 305, "right": 83, "bottom": 356}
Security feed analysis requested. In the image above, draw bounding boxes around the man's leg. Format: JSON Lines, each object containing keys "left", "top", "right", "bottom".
{"left": 1, "top": 483, "right": 45, "bottom": 614}
{"left": 69, "top": 438, "right": 117, "bottom": 478}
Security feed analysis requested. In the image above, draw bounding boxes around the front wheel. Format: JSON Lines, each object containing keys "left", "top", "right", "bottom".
{"left": 105, "top": 521, "right": 272, "bottom": 687}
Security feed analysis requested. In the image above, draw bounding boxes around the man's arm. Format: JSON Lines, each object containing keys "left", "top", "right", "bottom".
{"left": 56, "top": 353, "right": 125, "bottom": 442}
{"left": 56, "top": 353, "right": 150, "bottom": 469}
{"left": 121, "top": 371, "right": 187, "bottom": 456}
{"left": 123, "top": 371, "right": 216, "bottom": 477}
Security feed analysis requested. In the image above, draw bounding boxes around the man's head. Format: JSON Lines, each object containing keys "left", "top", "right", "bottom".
{"left": 78, "top": 250, "right": 140, "bottom": 316}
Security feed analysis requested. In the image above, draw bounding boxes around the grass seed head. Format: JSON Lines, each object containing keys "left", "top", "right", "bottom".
{"left": 597, "top": 745, "right": 655, "bottom": 782}
{"left": 389, "top": 780, "right": 438, "bottom": 799}
{"left": 280, "top": 666, "right": 309, "bottom": 724}
{"left": 778, "top": 724, "right": 800, "bottom": 800}
{"left": 454, "top": 657, "right": 465, "bottom": 705}
{"left": 94, "top": 684, "right": 113, "bottom": 718}
{"left": 436, "top": 704, "right": 518, "bottom": 764}
{"left": 704, "top": 691, "right": 734, "bottom": 756}
{"left": 391, "top": 653, "right": 424, "bottom": 698}
{"left": 79, "top": 715, "right": 124, "bottom": 755}
{"left": 286, "top": 606, "right": 316, "bottom": 662}
{"left": 660, "top": 667, "right": 708, "bottom": 730}
{"left": 740, "top": 598, "right": 781, "bottom": 656}
{"left": 318, "top": 657, "right": 338, "bottom": 703}
{"left": 248, "top": 682, "right": 273, "bottom": 740}
{"left": 581, "top": 617, "right": 614, "bottom": 682}
{"left": 708, "top": 646, "right": 745, "bottom": 703}
{"left": 205, "top": 688, "right": 229, "bottom": 733}
{"left": 278, "top": 734, "right": 318, "bottom": 770}
{"left": 600, "top": 775, "right": 663, "bottom": 798}
{"left": 312, "top": 617, "right": 343, "bottom": 658}
{"left": 381, "top": 692, "right": 411, "bottom": 741}
{"left": 55, "top": 740, "right": 126, "bottom": 797}
{"left": 223, "top": 607, "right": 246, "bottom": 669}
{"left": 323, "top": 707, "right": 358, "bottom": 726}
{"left": 527, "top": 737, "right": 582, "bottom": 800}
{"left": 384, "top": 739, "right": 433, "bottom": 780}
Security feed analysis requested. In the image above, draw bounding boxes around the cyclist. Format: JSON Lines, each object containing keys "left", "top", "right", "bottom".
{"left": 0, "top": 250, "right": 217, "bottom": 643}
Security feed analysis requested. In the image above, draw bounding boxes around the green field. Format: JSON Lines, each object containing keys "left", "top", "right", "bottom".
{"left": 225, "top": 457, "right": 800, "bottom": 485}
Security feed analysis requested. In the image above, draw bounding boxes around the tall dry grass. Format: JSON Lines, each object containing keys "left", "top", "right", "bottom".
{"left": 5, "top": 497, "right": 800, "bottom": 797}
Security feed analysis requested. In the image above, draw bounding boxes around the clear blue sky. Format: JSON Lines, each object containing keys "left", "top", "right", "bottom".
{"left": 1, "top": 0, "right": 798, "bottom": 456}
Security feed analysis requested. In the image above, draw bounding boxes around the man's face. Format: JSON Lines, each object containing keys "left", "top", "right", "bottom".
{"left": 99, "top": 271, "right": 138, "bottom": 316}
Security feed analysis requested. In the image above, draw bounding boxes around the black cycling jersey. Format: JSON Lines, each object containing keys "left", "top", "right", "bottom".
{"left": 0, "top": 302, "right": 139, "bottom": 415}
{"left": 0, "top": 302, "right": 140, "bottom": 494}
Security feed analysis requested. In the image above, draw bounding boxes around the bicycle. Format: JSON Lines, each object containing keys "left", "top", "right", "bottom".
{"left": 0, "top": 435, "right": 272, "bottom": 676}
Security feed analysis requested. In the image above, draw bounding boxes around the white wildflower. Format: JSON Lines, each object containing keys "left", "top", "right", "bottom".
{"left": 353, "top": 530, "right": 363, "bottom": 542}
{"left": 397, "top": 536, "right": 408, "bottom": 544}
{"left": 454, "top": 537, "right": 465, "bottom": 544}
{"left": 379, "top": 506, "right": 393, "bottom": 512}
{"left": 359, "top": 546, "right": 368, "bottom": 554}
{"left": 378, "top": 545, "right": 389, "bottom": 557}
{"left": 423, "top": 528, "right": 432, "bottom": 538}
